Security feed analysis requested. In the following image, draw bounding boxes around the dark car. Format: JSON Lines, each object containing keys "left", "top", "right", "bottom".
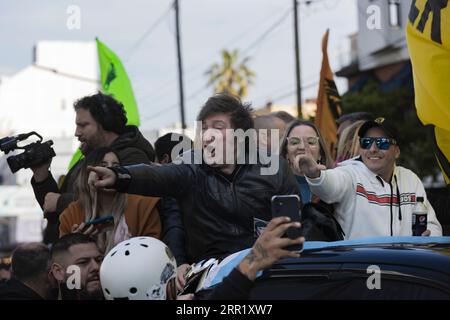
{"left": 200, "top": 237, "right": 450, "bottom": 300}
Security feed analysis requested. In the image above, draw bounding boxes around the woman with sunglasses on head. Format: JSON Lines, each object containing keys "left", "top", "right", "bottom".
{"left": 295, "top": 117, "right": 442, "bottom": 239}
{"left": 59, "top": 147, "right": 161, "bottom": 253}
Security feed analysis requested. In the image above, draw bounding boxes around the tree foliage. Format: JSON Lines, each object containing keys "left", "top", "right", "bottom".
{"left": 205, "top": 49, "right": 255, "bottom": 98}
{"left": 341, "top": 80, "right": 438, "bottom": 179}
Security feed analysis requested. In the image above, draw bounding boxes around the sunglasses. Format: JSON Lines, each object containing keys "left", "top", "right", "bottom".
{"left": 288, "top": 136, "right": 320, "bottom": 146}
{"left": 359, "top": 137, "right": 397, "bottom": 150}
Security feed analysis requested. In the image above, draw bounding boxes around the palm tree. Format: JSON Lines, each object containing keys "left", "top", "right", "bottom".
{"left": 205, "top": 49, "right": 256, "bottom": 98}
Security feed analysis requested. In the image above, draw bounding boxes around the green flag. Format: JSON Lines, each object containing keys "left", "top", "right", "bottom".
{"left": 96, "top": 38, "right": 140, "bottom": 126}
{"left": 67, "top": 149, "right": 84, "bottom": 172}
{"left": 68, "top": 38, "right": 140, "bottom": 170}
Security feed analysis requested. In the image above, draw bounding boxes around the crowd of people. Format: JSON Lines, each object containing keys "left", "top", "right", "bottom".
{"left": 0, "top": 91, "right": 445, "bottom": 300}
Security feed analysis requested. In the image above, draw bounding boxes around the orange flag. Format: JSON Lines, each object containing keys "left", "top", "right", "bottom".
{"left": 315, "top": 29, "right": 342, "bottom": 159}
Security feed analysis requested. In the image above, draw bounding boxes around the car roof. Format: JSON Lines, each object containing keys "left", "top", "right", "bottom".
{"left": 303, "top": 236, "right": 450, "bottom": 251}
{"left": 200, "top": 237, "right": 450, "bottom": 290}
{"left": 272, "top": 237, "right": 450, "bottom": 278}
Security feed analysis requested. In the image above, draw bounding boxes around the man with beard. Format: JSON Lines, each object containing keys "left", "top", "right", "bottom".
{"left": 50, "top": 233, "right": 103, "bottom": 300}
{"left": 297, "top": 117, "right": 442, "bottom": 239}
{"left": 30, "top": 92, "right": 155, "bottom": 244}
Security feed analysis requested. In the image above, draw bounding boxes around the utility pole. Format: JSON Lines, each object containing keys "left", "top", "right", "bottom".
{"left": 174, "top": 0, "right": 186, "bottom": 131}
{"left": 293, "top": 0, "right": 302, "bottom": 119}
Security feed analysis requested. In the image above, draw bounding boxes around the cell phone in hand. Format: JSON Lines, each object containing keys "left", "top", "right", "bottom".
{"left": 271, "top": 195, "right": 303, "bottom": 252}
{"left": 85, "top": 215, "right": 114, "bottom": 232}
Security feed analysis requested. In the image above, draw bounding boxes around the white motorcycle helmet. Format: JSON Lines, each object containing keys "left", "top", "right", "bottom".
{"left": 100, "top": 237, "right": 177, "bottom": 300}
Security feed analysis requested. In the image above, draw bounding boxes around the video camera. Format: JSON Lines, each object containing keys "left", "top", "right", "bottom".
{"left": 0, "top": 131, "right": 56, "bottom": 173}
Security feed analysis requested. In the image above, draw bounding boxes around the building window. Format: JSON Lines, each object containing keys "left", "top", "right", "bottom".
{"left": 388, "top": 0, "right": 401, "bottom": 28}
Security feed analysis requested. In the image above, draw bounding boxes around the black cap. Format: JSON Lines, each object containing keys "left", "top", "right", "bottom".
{"left": 358, "top": 117, "right": 398, "bottom": 140}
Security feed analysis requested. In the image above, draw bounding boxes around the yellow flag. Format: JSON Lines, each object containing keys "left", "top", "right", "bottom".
{"left": 315, "top": 29, "right": 342, "bottom": 159}
{"left": 406, "top": 0, "right": 450, "bottom": 184}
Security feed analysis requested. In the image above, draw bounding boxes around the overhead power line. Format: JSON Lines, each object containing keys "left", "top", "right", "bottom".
{"left": 140, "top": 0, "right": 331, "bottom": 126}
{"left": 143, "top": 78, "right": 320, "bottom": 124}
{"left": 124, "top": 3, "right": 174, "bottom": 62}
{"left": 241, "top": 8, "right": 292, "bottom": 56}
{"left": 33, "top": 64, "right": 100, "bottom": 83}
{"left": 253, "top": 79, "right": 319, "bottom": 105}
{"left": 138, "top": 7, "right": 293, "bottom": 105}
{"left": 141, "top": 83, "right": 208, "bottom": 123}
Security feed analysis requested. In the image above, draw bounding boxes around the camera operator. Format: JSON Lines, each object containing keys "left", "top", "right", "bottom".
{"left": 30, "top": 92, "right": 155, "bottom": 244}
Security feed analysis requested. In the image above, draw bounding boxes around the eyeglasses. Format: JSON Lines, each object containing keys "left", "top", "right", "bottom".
{"left": 359, "top": 137, "right": 397, "bottom": 150}
{"left": 287, "top": 136, "right": 320, "bottom": 146}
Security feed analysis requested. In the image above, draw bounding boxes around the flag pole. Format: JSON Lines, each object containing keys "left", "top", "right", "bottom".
{"left": 174, "top": 0, "right": 186, "bottom": 133}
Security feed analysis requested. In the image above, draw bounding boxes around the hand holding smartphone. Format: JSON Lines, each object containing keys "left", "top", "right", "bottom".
{"left": 84, "top": 215, "right": 114, "bottom": 232}
{"left": 271, "top": 195, "right": 303, "bottom": 252}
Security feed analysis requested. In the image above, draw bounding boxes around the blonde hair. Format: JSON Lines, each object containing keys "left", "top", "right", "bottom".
{"left": 75, "top": 147, "right": 127, "bottom": 253}
{"left": 336, "top": 120, "right": 365, "bottom": 162}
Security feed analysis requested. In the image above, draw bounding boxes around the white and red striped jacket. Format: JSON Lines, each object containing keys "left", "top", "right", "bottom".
{"left": 306, "top": 158, "right": 442, "bottom": 239}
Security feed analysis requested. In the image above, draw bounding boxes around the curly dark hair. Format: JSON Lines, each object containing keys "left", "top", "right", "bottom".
{"left": 74, "top": 92, "right": 127, "bottom": 134}
{"left": 197, "top": 93, "right": 254, "bottom": 131}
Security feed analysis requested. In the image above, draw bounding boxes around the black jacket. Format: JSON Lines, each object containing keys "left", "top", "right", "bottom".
{"left": 111, "top": 155, "right": 299, "bottom": 262}
{"left": 31, "top": 125, "right": 155, "bottom": 244}
{"left": 158, "top": 197, "right": 188, "bottom": 265}
{"left": 111, "top": 125, "right": 155, "bottom": 165}
{"left": 0, "top": 278, "right": 44, "bottom": 300}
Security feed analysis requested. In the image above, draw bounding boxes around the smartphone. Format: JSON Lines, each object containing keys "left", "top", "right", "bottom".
{"left": 85, "top": 215, "right": 114, "bottom": 232}
{"left": 271, "top": 195, "right": 303, "bottom": 251}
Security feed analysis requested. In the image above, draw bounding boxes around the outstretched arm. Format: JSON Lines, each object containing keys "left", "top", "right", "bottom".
{"left": 88, "top": 163, "right": 195, "bottom": 198}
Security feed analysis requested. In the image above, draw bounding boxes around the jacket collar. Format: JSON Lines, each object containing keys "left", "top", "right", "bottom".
{"left": 345, "top": 156, "right": 398, "bottom": 188}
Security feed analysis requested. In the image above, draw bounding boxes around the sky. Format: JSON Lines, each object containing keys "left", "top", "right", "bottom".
{"left": 0, "top": 0, "right": 358, "bottom": 132}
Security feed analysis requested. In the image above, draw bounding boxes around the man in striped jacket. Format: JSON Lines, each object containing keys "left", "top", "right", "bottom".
{"left": 298, "top": 117, "right": 442, "bottom": 239}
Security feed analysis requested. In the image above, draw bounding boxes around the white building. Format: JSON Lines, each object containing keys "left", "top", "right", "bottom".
{"left": 0, "top": 186, "right": 44, "bottom": 245}
{"left": 355, "top": 0, "right": 410, "bottom": 72}
{"left": 0, "top": 40, "right": 99, "bottom": 185}
{"left": 0, "top": 41, "right": 99, "bottom": 244}
{"left": 336, "top": 0, "right": 412, "bottom": 89}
